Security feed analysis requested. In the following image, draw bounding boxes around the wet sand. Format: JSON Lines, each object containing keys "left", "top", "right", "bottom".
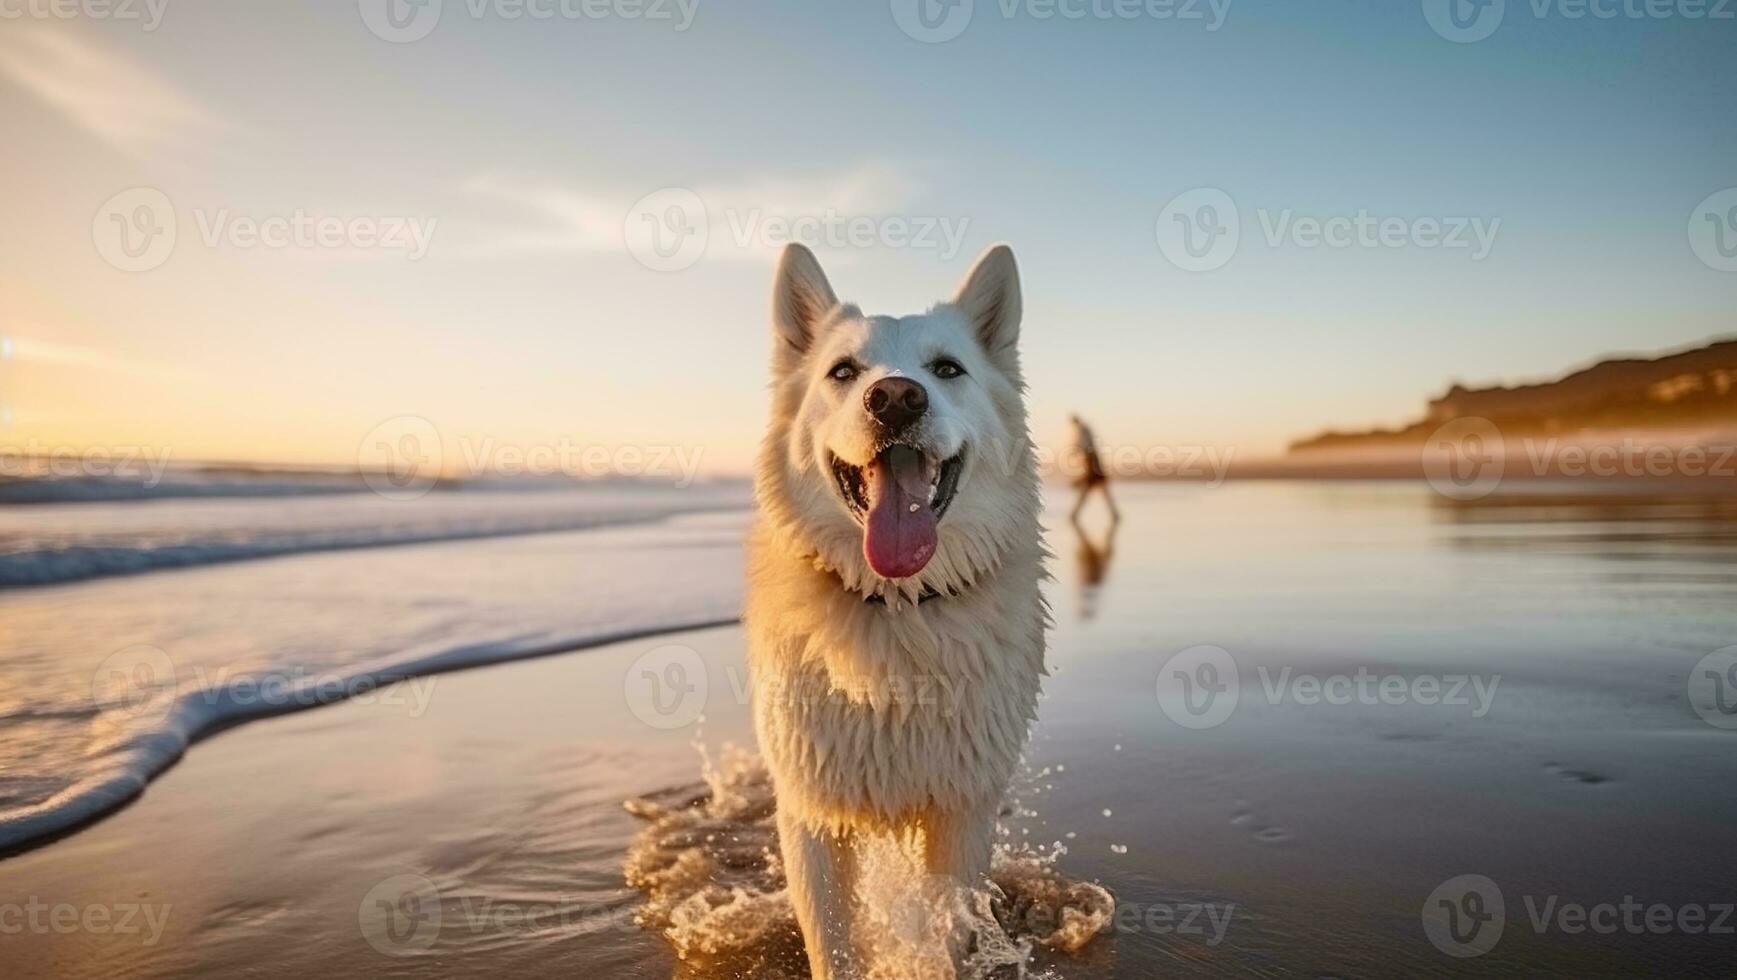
{"left": 7, "top": 483, "right": 1737, "bottom": 977}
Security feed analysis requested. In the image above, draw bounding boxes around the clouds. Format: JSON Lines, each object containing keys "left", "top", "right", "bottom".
{"left": 456, "top": 164, "right": 926, "bottom": 262}
{"left": 456, "top": 175, "right": 626, "bottom": 255}
{"left": 0, "top": 27, "right": 214, "bottom": 158}
{"left": 1, "top": 333, "right": 189, "bottom": 379}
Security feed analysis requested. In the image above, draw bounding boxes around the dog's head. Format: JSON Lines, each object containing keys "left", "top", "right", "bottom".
{"left": 756, "top": 243, "right": 1039, "bottom": 601}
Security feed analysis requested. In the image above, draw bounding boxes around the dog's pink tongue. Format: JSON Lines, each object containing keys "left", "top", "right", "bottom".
{"left": 863, "top": 445, "right": 937, "bottom": 579}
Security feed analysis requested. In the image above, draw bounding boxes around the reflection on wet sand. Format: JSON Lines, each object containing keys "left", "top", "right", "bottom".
{"left": 1069, "top": 515, "right": 1118, "bottom": 620}
{"left": 1430, "top": 487, "right": 1737, "bottom": 576}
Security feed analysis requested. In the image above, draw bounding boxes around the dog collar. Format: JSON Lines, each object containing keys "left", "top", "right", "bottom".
{"left": 811, "top": 553, "right": 954, "bottom": 606}
{"left": 865, "top": 586, "right": 950, "bottom": 606}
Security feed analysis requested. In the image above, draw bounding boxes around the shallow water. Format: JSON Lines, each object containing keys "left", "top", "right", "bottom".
{"left": 4, "top": 481, "right": 1737, "bottom": 977}
{"left": 0, "top": 487, "right": 749, "bottom": 851}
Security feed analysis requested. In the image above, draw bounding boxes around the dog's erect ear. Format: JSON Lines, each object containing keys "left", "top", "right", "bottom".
{"left": 771, "top": 243, "right": 838, "bottom": 366}
{"left": 952, "top": 243, "right": 1022, "bottom": 357}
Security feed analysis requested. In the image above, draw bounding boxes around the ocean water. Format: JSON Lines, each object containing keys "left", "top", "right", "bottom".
{"left": 4, "top": 480, "right": 1737, "bottom": 978}
{"left": 0, "top": 479, "right": 749, "bottom": 588}
{"left": 0, "top": 482, "right": 751, "bottom": 852}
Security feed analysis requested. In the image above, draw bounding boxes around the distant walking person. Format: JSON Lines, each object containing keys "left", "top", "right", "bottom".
{"left": 1068, "top": 414, "right": 1119, "bottom": 523}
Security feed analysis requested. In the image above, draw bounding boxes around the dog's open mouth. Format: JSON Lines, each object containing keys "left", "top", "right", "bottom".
{"left": 830, "top": 444, "right": 964, "bottom": 579}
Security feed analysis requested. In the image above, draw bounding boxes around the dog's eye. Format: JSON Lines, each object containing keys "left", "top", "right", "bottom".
{"left": 828, "top": 360, "right": 859, "bottom": 383}
{"left": 930, "top": 358, "right": 966, "bottom": 380}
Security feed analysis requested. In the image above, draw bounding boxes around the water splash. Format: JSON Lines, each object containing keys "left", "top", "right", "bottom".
{"left": 624, "top": 746, "right": 1114, "bottom": 979}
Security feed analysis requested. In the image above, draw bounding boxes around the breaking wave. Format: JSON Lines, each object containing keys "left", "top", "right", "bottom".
{"left": 0, "top": 484, "right": 748, "bottom": 588}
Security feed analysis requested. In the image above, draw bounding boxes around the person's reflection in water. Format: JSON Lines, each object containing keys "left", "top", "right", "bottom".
{"left": 1070, "top": 513, "right": 1118, "bottom": 620}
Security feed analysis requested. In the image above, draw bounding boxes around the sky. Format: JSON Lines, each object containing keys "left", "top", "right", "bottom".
{"left": 0, "top": 0, "right": 1733, "bottom": 476}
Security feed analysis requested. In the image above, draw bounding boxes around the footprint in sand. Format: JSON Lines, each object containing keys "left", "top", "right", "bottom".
{"left": 1231, "top": 800, "right": 1293, "bottom": 844}
{"left": 1543, "top": 762, "right": 1611, "bottom": 785}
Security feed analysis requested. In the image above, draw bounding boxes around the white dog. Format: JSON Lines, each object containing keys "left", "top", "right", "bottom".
{"left": 746, "top": 242, "right": 1047, "bottom": 978}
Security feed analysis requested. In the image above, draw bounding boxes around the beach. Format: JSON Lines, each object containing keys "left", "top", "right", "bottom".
{"left": 4, "top": 482, "right": 1737, "bottom": 977}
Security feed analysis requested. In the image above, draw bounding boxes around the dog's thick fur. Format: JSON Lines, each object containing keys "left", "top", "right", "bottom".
{"left": 746, "top": 243, "right": 1048, "bottom": 978}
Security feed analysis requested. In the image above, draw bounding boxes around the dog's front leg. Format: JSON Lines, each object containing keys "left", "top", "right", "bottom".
{"left": 777, "top": 807, "right": 859, "bottom": 979}
{"left": 921, "top": 803, "right": 997, "bottom": 968}
{"left": 921, "top": 803, "right": 995, "bottom": 884}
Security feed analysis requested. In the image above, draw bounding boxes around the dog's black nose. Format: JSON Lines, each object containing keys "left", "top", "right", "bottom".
{"left": 864, "top": 376, "right": 928, "bottom": 431}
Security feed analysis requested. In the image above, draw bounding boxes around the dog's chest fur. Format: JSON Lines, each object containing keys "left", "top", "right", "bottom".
{"left": 745, "top": 523, "right": 1047, "bottom": 830}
